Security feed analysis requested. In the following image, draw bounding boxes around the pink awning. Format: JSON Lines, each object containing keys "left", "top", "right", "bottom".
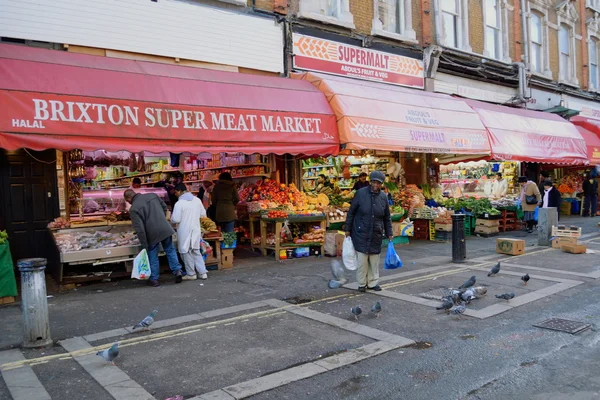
{"left": 464, "top": 99, "right": 588, "bottom": 165}
{"left": 0, "top": 43, "right": 339, "bottom": 155}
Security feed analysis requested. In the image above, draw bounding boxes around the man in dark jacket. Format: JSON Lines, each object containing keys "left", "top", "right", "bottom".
{"left": 583, "top": 173, "right": 598, "bottom": 217}
{"left": 541, "top": 179, "right": 562, "bottom": 221}
{"left": 124, "top": 189, "right": 183, "bottom": 287}
{"left": 344, "top": 171, "right": 393, "bottom": 292}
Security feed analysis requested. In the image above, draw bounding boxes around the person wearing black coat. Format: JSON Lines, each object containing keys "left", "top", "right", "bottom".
{"left": 583, "top": 173, "right": 598, "bottom": 217}
{"left": 344, "top": 171, "right": 393, "bottom": 292}
{"left": 541, "top": 180, "right": 562, "bottom": 221}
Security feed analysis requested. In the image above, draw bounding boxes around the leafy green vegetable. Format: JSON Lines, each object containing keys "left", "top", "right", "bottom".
{"left": 444, "top": 197, "right": 500, "bottom": 216}
{"left": 222, "top": 232, "right": 237, "bottom": 246}
{"left": 0, "top": 230, "right": 7, "bottom": 245}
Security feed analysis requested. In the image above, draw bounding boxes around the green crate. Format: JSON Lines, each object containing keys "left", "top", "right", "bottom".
{"left": 382, "top": 236, "right": 409, "bottom": 247}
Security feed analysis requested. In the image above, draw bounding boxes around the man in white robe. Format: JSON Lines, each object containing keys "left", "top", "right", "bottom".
{"left": 171, "top": 183, "right": 208, "bottom": 280}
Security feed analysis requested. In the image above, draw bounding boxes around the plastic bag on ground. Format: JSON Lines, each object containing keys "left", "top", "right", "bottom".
{"left": 342, "top": 237, "right": 358, "bottom": 271}
{"left": 384, "top": 242, "right": 403, "bottom": 270}
{"left": 131, "top": 249, "right": 151, "bottom": 280}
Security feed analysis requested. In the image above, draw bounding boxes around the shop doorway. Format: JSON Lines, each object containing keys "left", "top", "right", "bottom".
{"left": 0, "top": 149, "right": 59, "bottom": 265}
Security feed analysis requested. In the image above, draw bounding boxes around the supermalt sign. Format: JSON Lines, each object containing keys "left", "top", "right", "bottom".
{"left": 292, "top": 33, "right": 424, "bottom": 89}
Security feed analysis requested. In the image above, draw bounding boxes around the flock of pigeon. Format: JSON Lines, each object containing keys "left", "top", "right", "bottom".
{"left": 95, "top": 309, "right": 158, "bottom": 364}
{"left": 435, "top": 262, "right": 530, "bottom": 318}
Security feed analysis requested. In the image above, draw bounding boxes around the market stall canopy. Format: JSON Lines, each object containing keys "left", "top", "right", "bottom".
{"left": 571, "top": 122, "right": 600, "bottom": 165}
{"left": 464, "top": 99, "right": 588, "bottom": 165}
{"left": 0, "top": 43, "right": 339, "bottom": 155}
{"left": 292, "top": 72, "right": 491, "bottom": 156}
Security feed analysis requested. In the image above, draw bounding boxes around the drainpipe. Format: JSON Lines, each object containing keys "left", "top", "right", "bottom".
{"left": 520, "top": 0, "right": 529, "bottom": 68}
{"left": 513, "top": 61, "right": 527, "bottom": 104}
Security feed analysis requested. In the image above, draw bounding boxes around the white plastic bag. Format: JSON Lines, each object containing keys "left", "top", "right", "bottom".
{"left": 131, "top": 249, "right": 151, "bottom": 280}
{"left": 342, "top": 237, "right": 358, "bottom": 271}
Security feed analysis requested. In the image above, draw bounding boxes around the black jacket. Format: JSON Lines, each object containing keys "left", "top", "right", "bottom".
{"left": 345, "top": 186, "right": 393, "bottom": 255}
{"left": 129, "top": 193, "right": 174, "bottom": 250}
{"left": 544, "top": 187, "right": 562, "bottom": 209}
{"left": 583, "top": 178, "right": 598, "bottom": 197}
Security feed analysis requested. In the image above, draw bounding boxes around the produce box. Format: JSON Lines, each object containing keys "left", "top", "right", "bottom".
{"left": 399, "top": 222, "right": 414, "bottom": 237}
{"left": 476, "top": 219, "right": 500, "bottom": 227}
{"left": 391, "top": 213, "right": 404, "bottom": 222}
{"left": 474, "top": 226, "right": 499, "bottom": 234}
{"left": 294, "top": 247, "right": 310, "bottom": 258}
{"left": 551, "top": 236, "right": 578, "bottom": 249}
{"left": 561, "top": 244, "right": 587, "bottom": 254}
{"left": 496, "top": 238, "right": 525, "bottom": 255}
{"left": 433, "top": 218, "right": 452, "bottom": 224}
{"left": 560, "top": 202, "right": 572, "bottom": 216}
{"left": 221, "top": 249, "right": 234, "bottom": 269}
{"left": 434, "top": 231, "right": 451, "bottom": 242}
{"left": 435, "top": 223, "right": 452, "bottom": 232}
{"left": 279, "top": 250, "right": 288, "bottom": 259}
{"left": 392, "top": 222, "right": 402, "bottom": 237}
{"left": 551, "top": 225, "right": 582, "bottom": 238}
{"left": 335, "top": 233, "right": 345, "bottom": 256}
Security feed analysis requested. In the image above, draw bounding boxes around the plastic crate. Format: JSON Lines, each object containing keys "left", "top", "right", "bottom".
{"left": 382, "top": 236, "right": 410, "bottom": 247}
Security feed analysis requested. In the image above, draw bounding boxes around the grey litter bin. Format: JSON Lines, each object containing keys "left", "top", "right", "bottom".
{"left": 17, "top": 258, "right": 52, "bottom": 348}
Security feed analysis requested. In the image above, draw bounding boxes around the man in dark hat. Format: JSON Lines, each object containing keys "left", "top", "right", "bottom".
{"left": 344, "top": 171, "right": 393, "bottom": 292}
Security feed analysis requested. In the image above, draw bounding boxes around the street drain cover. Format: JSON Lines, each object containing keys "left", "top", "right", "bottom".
{"left": 418, "top": 288, "right": 453, "bottom": 301}
{"left": 533, "top": 318, "right": 591, "bottom": 334}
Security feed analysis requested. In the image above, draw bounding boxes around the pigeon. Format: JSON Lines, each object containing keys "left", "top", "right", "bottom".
{"left": 436, "top": 298, "right": 454, "bottom": 313}
{"left": 96, "top": 343, "right": 119, "bottom": 363}
{"left": 458, "top": 276, "right": 476, "bottom": 290}
{"left": 521, "top": 274, "right": 530, "bottom": 285}
{"left": 328, "top": 280, "right": 344, "bottom": 289}
{"left": 495, "top": 292, "right": 515, "bottom": 301}
{"left": 488, "top": 262, "right": 501, "bottom": 277}
{"left": 451, "top": 302, "right": 467, "bottom": 318}
{"left": 371, "top": 301, "right": 382, "bottom": 317}
{"left": 133, "top": 310, "right": 158, "bottom": 330}
{"left": 472, "top": 287, "right": 488, "bottom": 298}
{"left": 460, "top": 289, "right": 476, "bottom": 304}
{"left": 446, "top": 291, "right": 462, "bottom": 305}
{"left": 351, "top": 306, "right": 362, "bottom": 320}
{"left": 330, "top": 259, "right": 346, "bottom": 283}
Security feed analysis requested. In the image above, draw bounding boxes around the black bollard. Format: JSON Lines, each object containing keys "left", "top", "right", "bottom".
{"left": 451, "top": 214, "right": 466, "bottom": 263}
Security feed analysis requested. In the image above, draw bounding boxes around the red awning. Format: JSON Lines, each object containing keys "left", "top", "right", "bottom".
{"left": 292, "top": 72, "right": 491, "bottom": 156}
{"left": 571, "top": 117, "right": 600, "bottom": 165}
{"left": 464, "top": 99, "right": 588, "bottom": 165}
{"left": 0, "top": 43, "right": 339, "bottom": 155}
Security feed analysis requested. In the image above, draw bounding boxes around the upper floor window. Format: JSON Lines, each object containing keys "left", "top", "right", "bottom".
{"left": 372, "top": 0, "right": 416, "bottom": 41}
{"left": 299, "top": 0, "right": 355, "bottom": 29}
{"left": 484, "top": 0, "right": 502, "bottom": 59}
{"left": 559, "top": 25, "right": 571, "bottom": 81}
{"left": 441, "top": 0, "right": 459, "bottom": 48}
{"left": 590, "top": 39, "right": 599, "bottom": 90}
{"left": 530, "top": 12, "right": 543, "bottom": 73}
{"left": 588, "top": 0, "right": 600, "bottom": 11}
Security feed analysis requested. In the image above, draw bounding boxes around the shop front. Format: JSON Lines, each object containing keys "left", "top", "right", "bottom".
{"left": 0, "top": 43, "right": 339, "bottom": 282}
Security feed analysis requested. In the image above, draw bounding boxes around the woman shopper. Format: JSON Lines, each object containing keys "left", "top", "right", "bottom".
{"left": 541, "top": 179, "right": 562, "bottom": 221}
{"left": 519, "top": 176, "right": 541, "bottom": 233}
{"left": 171, "top": 183, "right": 208, "bottom": 280}
{"left": 211, "top": 172, "right": 239, "bottom": 233}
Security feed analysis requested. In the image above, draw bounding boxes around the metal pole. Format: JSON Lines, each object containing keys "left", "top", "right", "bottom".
{"left": 18, "top": 258, "right": 52, "bottom": 348}
{"left": 451, "top": 214, "right": 466, "bottom": 263}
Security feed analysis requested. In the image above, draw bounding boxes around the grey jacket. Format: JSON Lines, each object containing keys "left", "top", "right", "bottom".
{"left": 129, "top": 193, "right": 174, "bottom": 250}
{"left": 345, "top": 186, "right": 393, "bottom": 254}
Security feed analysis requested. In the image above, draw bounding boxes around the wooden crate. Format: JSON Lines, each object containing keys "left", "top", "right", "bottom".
{"left": 552, "top": 226, "right": 582, "bottom": 238}
{"left": 0, "top": 296, "right": 16, "bottom": 305}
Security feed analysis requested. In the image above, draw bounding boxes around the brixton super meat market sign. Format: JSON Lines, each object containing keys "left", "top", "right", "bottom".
{"left": 292, "top": 33, "right": 424, "bottom": 88}
{"left": 0, "top": 92, "right": 336, "bottom": 142}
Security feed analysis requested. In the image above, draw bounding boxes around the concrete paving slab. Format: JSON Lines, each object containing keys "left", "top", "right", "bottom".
{"left": 313, "top": 340, "right": 403, "bottom": 370}
{"left": 199, "top": 301, "right": 269, "bottom": 319}
{"left": 84, "top": 328, "right": 130, "bottom": 343}
{"left": 473, "top": 303, "right": 514, "bottom": 318}
{"left": 189, "top": 389, "right": 236, "bottom": 400}
{"left": 222, "top": 362, "right": 328, "bottom": 399}
{"left": 0, "top": 349, "right": 51, "bottom": 400}
{"left": 60, "top": 337, "right": 155, "bottom": 399}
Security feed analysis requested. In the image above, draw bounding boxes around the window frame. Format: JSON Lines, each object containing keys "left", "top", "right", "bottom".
{"left": 298, "top": 0, "right": 355, "bottom": 29}
{"left": 482, "top": 0, "right": 508, "bottom": 61}
{"left": 371, "top": 0, "right": 417, "bottom": 42}
{"left": 587, "top": 14, "right": 600, "bottom": 92}
{"left": 527, "top": 1, "right": 552, "bottom": 78}
{"left": 434, "top": 0, "right": 471, "bottom": 52}
{"left": 555, "top": 1, "right": 580, "bottom": 86}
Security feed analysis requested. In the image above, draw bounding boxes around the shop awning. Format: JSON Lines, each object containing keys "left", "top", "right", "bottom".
{"left": 571, "top": 117, "right": 600, "bottom": 165}
{"left": 292, "top": 72, "right": 491, "bottom": 155}
{"left": 464, "top": 99, "right": 588, "bottom": 165}
{"left": 0, "top": 43, "right": 339, "bottom": 155}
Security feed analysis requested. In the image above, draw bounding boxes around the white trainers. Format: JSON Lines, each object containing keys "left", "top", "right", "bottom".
{"left": 199, "top": 273, "right": 208, "bottom": 280}
{"left": 182, "top": 274, "right": 197, "bottom": 281}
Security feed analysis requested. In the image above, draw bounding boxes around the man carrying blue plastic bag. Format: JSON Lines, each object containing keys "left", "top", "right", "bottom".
{"left": 345, "top": 171, "right": 393, "bottom": 292}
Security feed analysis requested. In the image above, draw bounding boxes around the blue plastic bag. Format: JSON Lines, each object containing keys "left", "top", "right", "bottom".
{"left": 384, "top": 242, "right": 403, "bottom": 270}
{"left": 533, "top": 206, "right": 539, "bottom": 221}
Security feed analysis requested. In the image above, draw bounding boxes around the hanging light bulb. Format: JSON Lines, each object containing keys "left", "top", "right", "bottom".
{"left": 415, "top": 158, "right": 420, "bottom": 162}
{"left": 434, "top": 157, "right": 439, "bottom": 162}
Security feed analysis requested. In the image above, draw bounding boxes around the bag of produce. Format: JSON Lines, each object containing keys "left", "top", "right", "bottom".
{"left": 131, "top": 249, "right": 151, "bottom": 280}
{"left": 342, "top": 237, "right": 358, "bottom": 271}
{"left": 384, "top": 242, "right": 403, "bottom": 270}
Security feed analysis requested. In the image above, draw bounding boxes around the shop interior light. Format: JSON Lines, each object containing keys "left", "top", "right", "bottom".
{"left": 415, "top": 158, "right": 420, "bottom": 162}
{"left": 434, "top": 157, "right": 439, "bottom": 162}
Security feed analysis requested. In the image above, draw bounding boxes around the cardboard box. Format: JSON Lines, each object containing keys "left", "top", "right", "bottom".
{"left": 476, "top": 219, "right": 500, "bottom": 227}
{"left": 496, "top": 238, "right": 525, "bottom": 255}
{"left": 335, "top": 233, "right": 345, "bottom": 257}
{"left": 475, "top": 226, "right": 499, "bottom": 234}
{"left": 561, "top": 244, "right": 587, "bottom": 254}
{"left": 392, "top": 222, "right": 403, "bottom": 237}
{"left": 221, "top": 249, "right": 234, "bottom": 269}
{"left": 435, "top": 223, "right": 453, "bottom": 232}
{"left": 399, "top": 222, "right": 414, "bottom": 237}
{"left": 551, "top": 236, "right": 578, "bottom": 249}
